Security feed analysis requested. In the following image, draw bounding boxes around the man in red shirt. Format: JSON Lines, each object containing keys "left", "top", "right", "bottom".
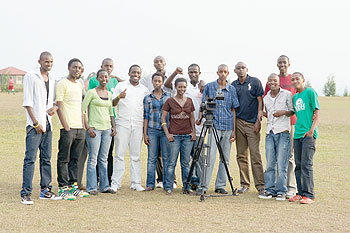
{"left": 8, "top": 77, "right": 15, "bottom": 94}
{"left": 264, "top": 55, "right": 297, "bottom": 199}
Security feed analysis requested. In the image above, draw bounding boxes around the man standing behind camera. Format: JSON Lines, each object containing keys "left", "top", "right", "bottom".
{"left": 197, "top": 64, "right": 239, "bottom": 194}
{"left": 231, "top": 61, "right": 265, "bottom": 195}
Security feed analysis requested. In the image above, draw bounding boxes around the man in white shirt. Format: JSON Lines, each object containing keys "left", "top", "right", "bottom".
{"left": 259, "top": 73, "right": 294, "bottom": 201}
{"left": 111, "top": 65, "right": 149, "bottom": 192}
{"left": 20, "top": 52, "right": 60, "bottom": 205}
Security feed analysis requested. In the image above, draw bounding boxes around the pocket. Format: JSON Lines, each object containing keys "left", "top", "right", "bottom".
{"left": 26, "top": 125, "right": 34, "bottom": 134}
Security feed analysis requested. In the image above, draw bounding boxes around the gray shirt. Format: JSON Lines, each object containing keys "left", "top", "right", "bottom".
{"left": 263, "top": 88, "right": 293, "bottom": 134}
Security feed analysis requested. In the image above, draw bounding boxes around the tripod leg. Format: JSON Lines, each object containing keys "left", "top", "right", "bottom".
{"left": 184, "top": 126, "right": 208, "bottom": 192}
{"left": 212, "top": 127, "right": 237, "bottom": 195}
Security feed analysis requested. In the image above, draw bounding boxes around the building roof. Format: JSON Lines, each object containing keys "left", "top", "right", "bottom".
{"left": 0, "top": 66, "right": 27, "bottom": 76}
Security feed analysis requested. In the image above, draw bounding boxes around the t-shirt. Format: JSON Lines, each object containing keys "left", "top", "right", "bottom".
{"left": 162, "top": 97, "right": 195, "bottom": 135}
{"left": 55, "top": 78, "right": 83, "bottom": 129}
{"left": 82, "top": 89, "right": 113, "bottom": 130}
{"left": 8, "top": 79, "right": 14, "bottom": 89}
{"left": 184, "top": 83, "right": 203, "bottom": 136}
{"left": 293, "top": 87, "right": 320, "bottom": 139}
{"left": 264, "top": 74, "right": 297, "bottom": 125}
{"left": 88, "top": 76, "right": 118, "bottom": 118}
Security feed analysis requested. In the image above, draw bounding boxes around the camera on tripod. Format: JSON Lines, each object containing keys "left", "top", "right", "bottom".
{"left": 200, "top": 88, "right": 224, "bottom": 112}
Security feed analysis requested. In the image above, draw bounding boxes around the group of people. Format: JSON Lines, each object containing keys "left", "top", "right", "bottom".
{"left": 20, "top": 52, "right": 320, "bottom": 206}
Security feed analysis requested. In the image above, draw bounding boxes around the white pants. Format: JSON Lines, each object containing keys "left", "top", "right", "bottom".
{"left": 111, "top": 125, "right": 143, "bottom": 190}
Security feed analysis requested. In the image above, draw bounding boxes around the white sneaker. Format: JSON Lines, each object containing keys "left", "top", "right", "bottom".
{"left": 276, "top": 194, "right": 286, "bottom": 201}
{"left": 155, "top": 182, "right": 163, "bottom": 189}
{"left": 21, "top": 195, "right": 34, "bottom": 205}
{"left": 132, "top": 184, "right": 145, "bottom": 192}
{"left": 286, "top": 191, "right": 295, "bottom": 199}
{"left": 173, "top": 183, "right": 177, "bottom": 189}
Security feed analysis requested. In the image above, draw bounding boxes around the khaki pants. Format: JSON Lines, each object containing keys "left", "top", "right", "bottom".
{"left": 236, "top": 118, "right": 265, "bottom": 190}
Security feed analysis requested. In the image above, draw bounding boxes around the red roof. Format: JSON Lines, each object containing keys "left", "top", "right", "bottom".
{"left": 0, "top": 66, "right": 27, "bottom": 76}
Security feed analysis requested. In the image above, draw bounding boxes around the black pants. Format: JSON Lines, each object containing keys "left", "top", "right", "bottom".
{"left": 57, "top": 128, "right": 85, "bottom": 187}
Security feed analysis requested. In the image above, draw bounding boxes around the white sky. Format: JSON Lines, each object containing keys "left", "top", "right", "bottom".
{"left": 1, "top": 0, "right": 349, "bottom": 95}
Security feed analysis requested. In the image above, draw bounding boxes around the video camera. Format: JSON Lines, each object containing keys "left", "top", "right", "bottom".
{"left": 200, "top": 88, "right": 224, "bottom": 112}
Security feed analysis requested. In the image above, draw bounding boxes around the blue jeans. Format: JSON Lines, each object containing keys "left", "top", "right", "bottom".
{"left": 146, "top": 128, "right": 169, "bottom": 189}
{"left": 86, "top": 129, "right": 112, "bottom": 192}
{"left": 294, "top": 136, "right": 316, "bottom": 199}
{"left": 203, "top": 130, "right": 232, "bottom": 191}
{"left": 20, "top": 123, "right": 52, "bottom": 197}
{"left": 264, "top": 132, "right": 291, "bottom": 195}
{"left": 165, "top": 134, "right": 194, "bottom": 191}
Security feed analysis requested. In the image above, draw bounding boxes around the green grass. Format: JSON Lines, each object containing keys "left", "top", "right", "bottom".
{"left": 0, "top": 93, "right": 349, "bottom": 232}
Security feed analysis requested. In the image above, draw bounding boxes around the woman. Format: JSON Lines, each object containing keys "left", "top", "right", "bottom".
{"left": 161, "top": 77, "right": 196, "bottom": 195}
{"left": 82, "top": 69, "right": 116, "bottom": 195}
{"left": 143, "top": 72, "right": 170, "bottom": 191}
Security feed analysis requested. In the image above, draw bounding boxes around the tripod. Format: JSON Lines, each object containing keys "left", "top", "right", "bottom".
{"left": 184, "top": 112, "right": 237, "bottom": 201}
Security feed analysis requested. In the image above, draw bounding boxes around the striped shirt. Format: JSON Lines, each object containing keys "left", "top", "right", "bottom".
{"left": 202, "top": 80, "right": 240, "bottom": 130}
{"left": 143, "top": 91, "right": 170, "bottom": 130}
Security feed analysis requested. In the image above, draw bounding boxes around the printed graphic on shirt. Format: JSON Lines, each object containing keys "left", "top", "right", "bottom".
{"left": 171, "top": 111, "right": 189, "bottom": 119}
{"left": 295, "top": 98, "right": 305, "bottom": 112}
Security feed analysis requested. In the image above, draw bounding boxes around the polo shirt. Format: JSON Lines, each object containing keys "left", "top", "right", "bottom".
{"left": 201, "top": 80, "right": 240, "bottom": 131}
{"left": 112, "top": 81, "right": 149, "bottom": 128}
{"left": 22, "top": 68, "right": 55, "bottom": 132}
{"left": 263, "top": 88, "right": 293, "bottom": 134}
{"left": 231, "top": 75, "right": 264, "bottom": 123}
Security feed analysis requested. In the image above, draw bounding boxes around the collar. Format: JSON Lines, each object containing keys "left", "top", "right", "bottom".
{"left": 267, "top": 88, "right": 288, "bottom": 97}
{"left": 215, "top": 79, "right": 230, "bottom": 91}
{"left": 33, "top": 67, "right": 52, "bottom": 82}
{"left": 150, "top": 90, "right": 168, "bottom": 99}
{"left": 236, "top": 74, "right": 251, "bottom": 84}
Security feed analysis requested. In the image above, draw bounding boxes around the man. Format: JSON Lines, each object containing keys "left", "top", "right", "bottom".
{"left": 141, "top": 56, "right": 183, "bottom": 188}
{"left": 8, "top": 77, "right": 15, "bottom": 95}
{"left": 259, "top": 73, "right": 294, "bottom": 201}
{"left": 164, "top": 64, "right": 204, "bottom": 190}
{"left": 78, "top": 58, "right": 122, "bottom": 188}
{"left": 263, "top": 55, "right": 297, "bottom": 198}
{"left": 198, "top": 64, "right": 240, "bottom": 194}
{"left": 232, "top": 61, "right": 265, "bottom": 195}
{"left": 111, "top": 64, "right": 149, "bottom": 192}
{"left": 56, "top": 58, "right": 89, "bottom": 200}
{"left": 289, "top": 72, "right": 320, "bottom": 204}
{"left": 21, "top": 51, "right": 60, "bottom": 205}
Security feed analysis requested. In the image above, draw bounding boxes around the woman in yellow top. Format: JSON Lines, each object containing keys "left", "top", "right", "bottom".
{"left": 82, "top": 69, "right": 116, "bottom": 195}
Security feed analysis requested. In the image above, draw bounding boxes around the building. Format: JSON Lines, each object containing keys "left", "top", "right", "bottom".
{"left": 0, "top": 66, "right": 27, "bottom": 85}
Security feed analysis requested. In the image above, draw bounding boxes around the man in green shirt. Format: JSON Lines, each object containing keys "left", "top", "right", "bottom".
{"left": 289, "top": 72, "right": 320, "bottom": 204}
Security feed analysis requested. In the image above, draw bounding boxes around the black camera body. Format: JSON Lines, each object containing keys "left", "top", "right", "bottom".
{"left": 200, "top": 88, "right": 225, "bottom": 112}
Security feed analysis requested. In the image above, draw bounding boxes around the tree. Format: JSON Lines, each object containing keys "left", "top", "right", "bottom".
{"left": 322, "top": 74, "right": 336, "bottom": 96}
{"left": 344, "top": 87, "right": 349, "bottom": 97}
{"left": 305, "top": 80, "right": 312, "bottom": 88}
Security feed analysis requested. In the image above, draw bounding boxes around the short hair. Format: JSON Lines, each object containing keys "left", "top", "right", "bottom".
{"left": 96, "top": 69, "right": 108, "bottom": 78}
{"left": 292, "top": 72, "right": 305, "bottom": 79}
{"left": 174, "top": 77, "right": 187, "bottom": 87}
{"left": 188, "top": 63, "right": 200, "bottom": 72}
{"left": 39, "top": 51, "right": 52, "bottom": 60}
{"left": 68, "top": 58, "right": 83, "bottom": 67}
{"left": 152, "top": 72, "right": 165, "bottom": 81}
{"left": 128, "top": 64, "right": 141, "bottom": 73}
{"left": 218, "top": 64, "right": 229, "bottom": 71}
{"left": 102, "top": 58, "right": 113, "bottom": 65}
{"left": 268, "top": 73, "right": 279, "bottom": 79}
{"left": 277, "top": 55, "right": 290, "bottom": 63}
{"left": 154, "top": 56, "right": 165, "bottom": 63}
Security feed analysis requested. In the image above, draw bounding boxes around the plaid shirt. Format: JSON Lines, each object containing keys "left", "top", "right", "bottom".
{"left": 144, "top": 91, "right": 170, "bottom": 130}
{"left": 202, "top": 80, "right": 240, "bottom": 130}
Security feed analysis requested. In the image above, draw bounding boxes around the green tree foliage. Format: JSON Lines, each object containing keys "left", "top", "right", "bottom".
{"left": 323, "top": 75, "right": 336, "bottom": 96}
{"left": 344, "top": 87, "right": 349, "bottom": 97}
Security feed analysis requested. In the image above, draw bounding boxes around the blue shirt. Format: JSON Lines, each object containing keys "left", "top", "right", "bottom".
{"left": 202, "top": 80, "right": 240, "bottom": 130}
{"left": 143, "top": 91, "right": 170, "bottom": 130}
{"left": 231, "top": 75, "right": 264, "bottom": 123}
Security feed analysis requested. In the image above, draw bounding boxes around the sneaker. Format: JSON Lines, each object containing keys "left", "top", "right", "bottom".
{"left": 286, "top": 191, "right": 296, "bottom": 199}
{"left": 40, "top": 188, "right": 62, "bottom": 200}
{"left": 88, "top": 190, "right": 98, "bottom": 196}
{"left": 145, "top": 187, "right": 154, "bottom": 191}
{"left": 288, "top": 194, "right": 303, "bottom": 202}
{"left": 69, "top": 184, "right": 90, "bottom": 197}
{"left": 215, "top": 189, "right": 228, "bottom": 194}
{"left": 258, "top": 191, "right": 273, "bottom": 199}
{"left": 300, "top": 196, "right": 315, "bottom": 204}
{"left": 196, "top": 189, "right": 207, "bottom": 196}
{"left": 101, "top": 188, "right": 117, "bottom": 194}
{"left": 21, "top": 195, "right": 34, "bottom": 205}
{"left": 183, "top": 189, "right": 195, "bottom": 195}
{"left": 276, "top": 194, "right": 286, "bottom": 201}
{"left": 58, "top": 187, "right": 76, "bottom": 201}
{"left": 173, "top": 183, "right": 177, "bottom": 189}
{"left": 165, "top": 189, "right": 172, "bottom": 195}
{"left": 258, "top": 188, "right": 265, "bottom": 195}
{"left": 131, "top": 184, "right": 145, "bottom": 192}
{"left": 155, "top": 182, "right": 163, "bottom": 189}
{"left": 237, "top": 186, "right": 249, "bottom": 194}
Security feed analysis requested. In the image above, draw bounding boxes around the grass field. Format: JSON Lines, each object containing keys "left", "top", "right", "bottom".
{"left": 0, "top": 92, "right": 349, "bottom": 232}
